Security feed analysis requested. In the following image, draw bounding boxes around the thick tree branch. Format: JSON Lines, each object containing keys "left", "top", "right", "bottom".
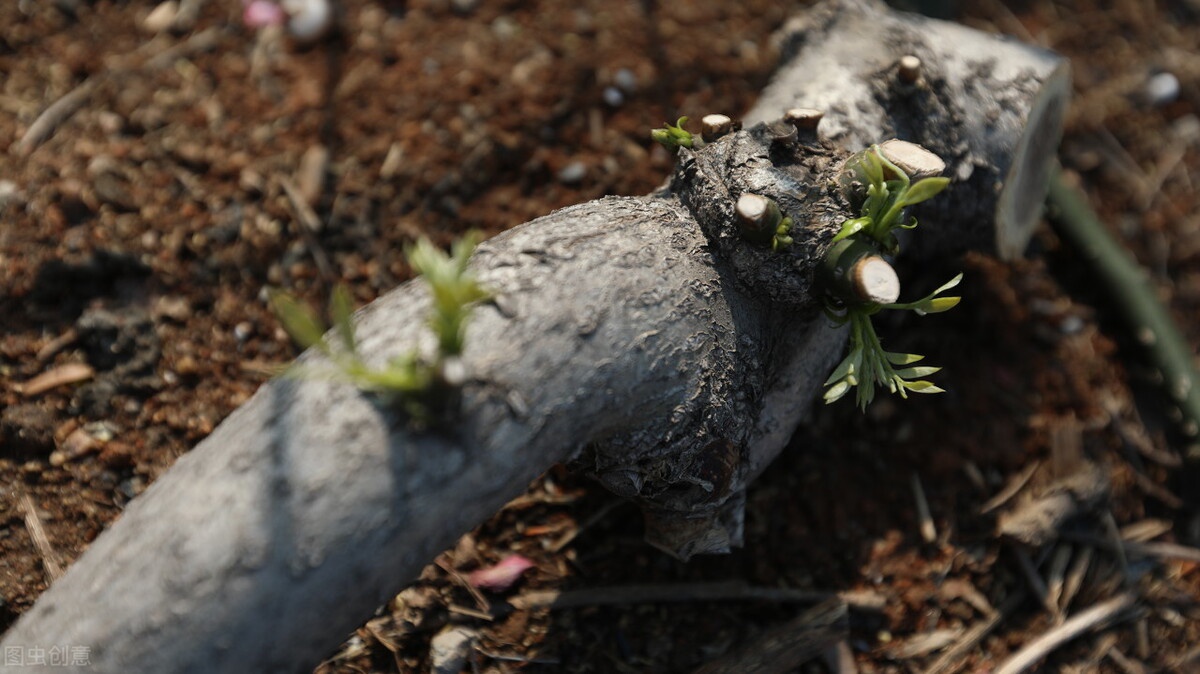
{"left": 0, "top": 1, "right": 1069, "bottom": 672}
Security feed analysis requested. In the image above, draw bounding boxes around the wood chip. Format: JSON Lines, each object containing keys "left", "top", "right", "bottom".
{"left": 993, "top": 592, "right": 1137, "bottom": 674}
{"left": 980, "top": 461, "right": 1041, "bottom": 514}
{"left": 16, "top": 362, "right": 95, "bottom": 397}
{"left": 1059, "top": 545, "right": 1093, "bottom": 613}
{"left": 143, "top": 1, "right": 179, "bottom": 33}
{"left": 997, "top": 462, "right": 1108, "bottom": 547}
{"left": 890, "top": 628, "right": 963, "bottom": 659}
{"left": 1013, "top": 546, "right": 1059, "bottom": 620}
{"left": 922, "top": 590, "right": 1027, "bottom": 674}
{"left": 296, "top": 144, "right": 329, "bottom": 207}
{"left": 1045, "top": 544, "right": 1073, "bottom": 612}
{"left": 938, "top": 578, "right": 996, "bottom": 618}
{"left": 48, "top": 427, "right": 102, "bottom": 467}
{"left": 1107, "top": 646, "right": 1149, "bottom": 674}
{"left": 34, "top": 328, "right": 79, "bottom": 363}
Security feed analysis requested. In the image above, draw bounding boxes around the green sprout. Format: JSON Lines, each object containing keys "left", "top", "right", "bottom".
{"left": 823, "top": 274, "right": 962, "bottom": 408}
{"left": 651, "top": 116, "right": 694, "bottom": 150}
{"left": 772, "top": 216, "right": 794, "bottom": 251}
{"left": 823, "top": 145, "right": 960, "bottom": 409}
{"left": 735, "top": 193, "right": 793, "bottom": 252}
{"left": 832, "top": 145, "right": 951, "bottom": 255}
{"left": 269, "top": 234, "right": 489, "bottom": 421}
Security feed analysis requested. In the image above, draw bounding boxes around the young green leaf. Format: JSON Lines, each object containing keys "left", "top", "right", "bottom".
{"left": 914, "top": 296, "right": 961, "bottom": 316}
{"left": 650, "top": 117, "right": 694, "bottom": 150}
{"left": 931, "top": 272, "right": 964, "bottom": 296}
{"left": 824, "top": 379, "right": 852, "bottom": 404}
{"left": 900, "top": 177, "right": 951, "bottom": 206}
{"left": 901, "top": 380, "right": 945, "bottom": 394}
{"left": 883, "top": 273, "right": 964, "bottom": 312}
{"left": 832, "top": 217, "right": 870, "bottom": 244}
{"left": 269, "top": 289, "right": 329, "bottom": 354}
{"left": 860, "top": 147, "right": 885, "bottom": 187}
{"left": 895, "top": 366, "right": 942, "bottom": 379}
{"left": 873, "top": 146, "right": 909, "bottom": 187}
{"left": 329, "top": 284, "right": 357, "bottom": 354}
{"left": 885, "top": 352, "right": 924, "bottom": 365}
{"left": 824, "top": 353, "right": 858, "bottom": 386}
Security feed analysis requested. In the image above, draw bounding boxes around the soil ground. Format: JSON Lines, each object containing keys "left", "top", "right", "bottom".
{"left": 2, "top": 0, "right": 1199, "bottom": 672}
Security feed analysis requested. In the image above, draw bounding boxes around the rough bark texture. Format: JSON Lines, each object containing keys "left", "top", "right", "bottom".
{"left": 0, "top": 1, "right": 1069, "bottom": 672}
{"left": 759, "top": 0, "right": 1070, "bottom": 259}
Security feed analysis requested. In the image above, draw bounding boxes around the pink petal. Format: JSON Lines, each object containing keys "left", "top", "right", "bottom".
{"left": 243, "top": 0, "right": 285, "bottom": 28}
{"left": 466, "top": 554, "right": 535, "bottom": 591}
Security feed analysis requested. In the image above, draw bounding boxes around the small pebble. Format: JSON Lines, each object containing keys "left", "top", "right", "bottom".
{"left": 1060, "top": 315, "right": 1084, "bottom": 335}
{"left": 450, "top": 0, "right": 479, "bottom": 14}
{"left": 234, "top": 322, "right": 254, "bottom": 342}
{"left": 0, "top": 180, "right": 20, "bottom": 210}
{"left": 614, "top": 67, "right": 638, "bottom": 93}
{"left": 283, "top": 0, "right": 333, "bottom": 42}
{"left": 1144, "top": 71, "right": 1180, "bottom": 107}
{"left": 602, "top": 86, "right": 624, "bottom": 107}
{"left": 1171, "top": 114, "right": 1200, "bottom": 143}
{"left": 297, "top": 144, "right": 329, "bottom": 206}
{"left": 557, "top": 161, "right": 587, "bottom": 185}
{"left": 491, "top": 16, "right": 518, "bottom": 41}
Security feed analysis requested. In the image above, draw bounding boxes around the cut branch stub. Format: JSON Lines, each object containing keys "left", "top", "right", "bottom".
{"left": 672, "top": 121, "right": 854, "bottom": 310}
{"left": 755, "top": 0, "right": 1070, "bottom": 259}
{"left": 896, "top": 55, "right": 922, "bottom": 85}
{"left": 735, "top": 193, "right": 783, "bottom": 246}
{"left": 836, "top": 139, "right": 947, "bottom": 210}
{"left": 877, "top": 139, "right": 946, "bottom": 181}
{"left": 784, "top": 107, "right": 825, "bottom": 133}
{"left": 853, "top": 257, "right": 900, "bottom": 305}
{"left": 823, "top": 238, "right": 901, "bottom": 305}
{"left": 701, "top": 113, "right": 740, "bottom": 142}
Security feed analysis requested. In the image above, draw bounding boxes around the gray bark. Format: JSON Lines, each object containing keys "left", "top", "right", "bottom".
{"left": 759, "top": 0, "right": 1070, "bottom": 259}
{"left": 0, "top": 1, "right": 1069, "bottom": 672}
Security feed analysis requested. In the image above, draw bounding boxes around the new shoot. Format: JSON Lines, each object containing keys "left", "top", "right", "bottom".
{"left": 823, "top": 144, "right": 960, "bottom": 409}
{"left": 270, "top": 234, "right": 489, "bottom": 422}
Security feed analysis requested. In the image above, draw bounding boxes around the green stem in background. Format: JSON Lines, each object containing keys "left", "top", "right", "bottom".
{"left": 1046, "top": 168, "right": 1200, "bottom": 461}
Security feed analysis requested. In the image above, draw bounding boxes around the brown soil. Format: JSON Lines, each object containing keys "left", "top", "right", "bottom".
{"left": 1, "top": 1, "right": 1198, "bottom": 672}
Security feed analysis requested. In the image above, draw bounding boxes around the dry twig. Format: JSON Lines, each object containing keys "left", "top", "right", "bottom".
{"left": 501, "top": 581, "right": 881, "bottom": 615}
{"left": 911, "top": 472, "right": 937, "bottom": 543}
{"left": 1059, "top": 545, "right": 1093, "bottom": 613}
{"left": 13, "top": 77, "right": 100, "bottom": 155}
{"left": 14, "top": 486, "right": 63, "bottom": 582}
{"left": 279, "top": 175, "right": 335, "bottom": 281}
{"left": 691, "top": 598, "right": 848, "bottom": 674}
{"left": 992, "top": 592, "right": 1137, "bottom": 674}
{"left": 922, "top": 590, "right": 1027, "bottom": 674}
{"left": 980, "top": 461, "right": 1040, "bottom": 514}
